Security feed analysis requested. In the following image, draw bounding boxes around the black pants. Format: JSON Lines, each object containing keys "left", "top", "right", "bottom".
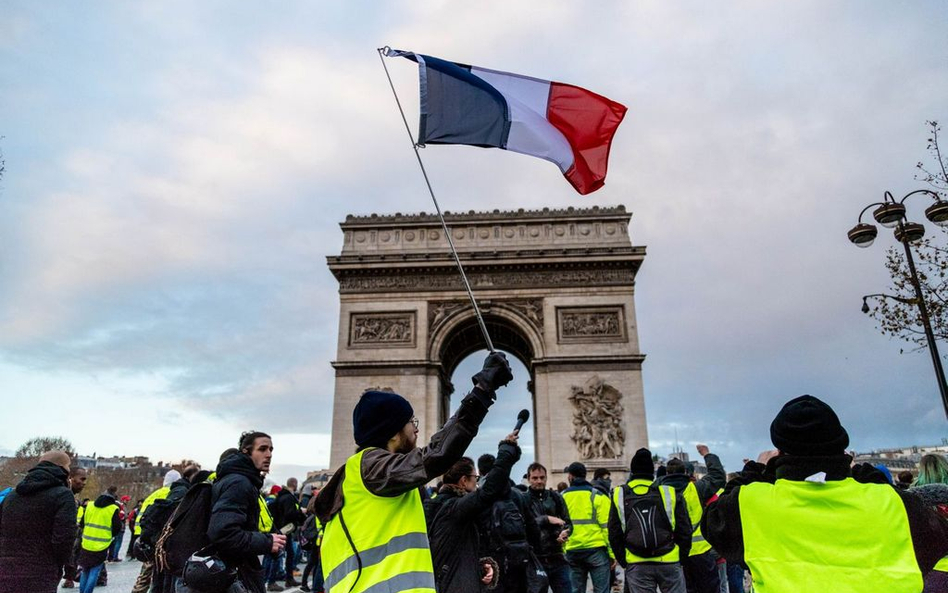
{"left": 682, "top": 552, "right": 720, "bottom": 593}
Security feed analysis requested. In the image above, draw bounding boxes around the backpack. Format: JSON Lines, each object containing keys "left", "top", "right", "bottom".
{"left": 488, "top": 495, "right": 531, "bottom": 565}
{"left": 298, "top": 514, "right": 321, "bottom": 552}
{"left": 618, "top": 483, "right": 676, "bottom": 558}
{"left": 156, "top": 481, "right": 214, "bottom": 574}
{"left": 136, "top": 496, "right": 182, "bottom": 561}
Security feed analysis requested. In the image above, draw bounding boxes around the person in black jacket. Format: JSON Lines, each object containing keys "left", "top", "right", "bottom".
{"left": 479, "top": 469, "right": 541, "bottom": 593}
{"left": 267, "top": 477, "right": 307, "bottom": 590}
{"left": 425, "top": 434, "right": 521, "bottom": 593}
{"left": 209, "top": 432, "right": 286, "bottom": 593}
{"left": 147, "top": 468, "right": 195, "bottom": 593}
{"left": 0, "top": 451, "right": 77, "bottom": 593}
{"left": 526, "top": 462, "right": 573, "bottom": 593}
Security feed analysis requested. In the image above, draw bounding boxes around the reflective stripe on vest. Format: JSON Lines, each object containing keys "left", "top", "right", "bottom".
{"left": 740, "top": 478, "right": 922, "bottom": 593}
{"left": 81, "top": 503, "right": 118, "bottom": 552}
{"left": 682, "top": 481, "right": 711, "bottom": 556}
{"left": 259, "top": 495, "right": 274, "bottom": 533}
{"left": 562, "top": 485, "right": 611, "bottom": 552}
{"left": 320, "top": 449, "right": 435, "bottom": 593}
{"left": 135, "top": 486, "right": 171, "bottom": 535}
{"left": 611, "top": 479, "right": 680, "bottom": 564}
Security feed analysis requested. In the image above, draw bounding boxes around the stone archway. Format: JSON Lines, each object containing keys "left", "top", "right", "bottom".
{"left": 326, "top": 206, "right": 648, "bottom": 481}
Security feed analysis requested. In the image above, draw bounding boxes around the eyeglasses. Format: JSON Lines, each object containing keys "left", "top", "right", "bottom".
{"left": 410, "top": 417, "right": 419, "bottom": 429}
{"left": 466, "top": 474, "right": 479, "bottom": 480}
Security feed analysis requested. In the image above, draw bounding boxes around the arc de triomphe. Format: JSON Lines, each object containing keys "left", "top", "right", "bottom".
{"left": 326, "top": 205, "right": 648, "bottom": 480}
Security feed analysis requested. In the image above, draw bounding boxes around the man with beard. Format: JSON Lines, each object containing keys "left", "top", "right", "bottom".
{"left": 315, "top": 352, "right": 513, "bottom": 593}
{"left": 208, "top": 431, "right": 286, "bottom": 593}
{"left": 0, "top": 451, "right": 77, "bottom": 593}
{"left": 526, "top": 462, "right": 573, "bottom": 593}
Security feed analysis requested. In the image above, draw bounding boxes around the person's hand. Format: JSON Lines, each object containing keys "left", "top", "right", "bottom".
{"left": 502, "top": 432, "right": 520, "bottom": 445}
{"left": 696, "top": 443, "right": 709, "bottom": 457}
{"left": 757, "top": 449, "right": 780, "bottom": 465}
{"left": 610, "top": 559, "right": 617, "bottom": 570}
{"left": 481, "top": 562, "right": 494, "bottom": 585}
{"left": 547, "top": 515, "right": 565, "bottom": 527}
{"left": 270, "top": 534, "right": 287, "bottom": 554}
{"left": 472, "top": 352, "right": 513, "bottom": 392}
{"left": 556, "top": 529, "right": 569, "bottom": 544}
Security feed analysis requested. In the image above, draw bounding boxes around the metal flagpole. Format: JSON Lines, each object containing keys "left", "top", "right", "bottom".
{"left": 377, "top": 47, "right": 495, "bottom": 353}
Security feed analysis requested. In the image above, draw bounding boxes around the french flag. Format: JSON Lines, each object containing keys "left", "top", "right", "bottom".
{"left": 387, "top": 49, "right": 627, "bottom": 195}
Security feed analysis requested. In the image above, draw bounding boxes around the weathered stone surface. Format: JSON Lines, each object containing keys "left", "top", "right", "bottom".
{"left": 326, "top": 206, "right": 649, "bottom": 481}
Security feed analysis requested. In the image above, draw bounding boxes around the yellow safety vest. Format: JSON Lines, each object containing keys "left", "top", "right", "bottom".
{"left": 935, "top": 557, "right": 948, "bottom": 573}
{"left": 740, "top": 478, "right": 922, "bottom": 593}
{"left": 682, "top": 481, "right": 712, "bottom": 556}
{"left": 76, "top": 504, "right": 85, "bottom": 525}
{"left": 611, "top": 479, "right": 680, "bottom": 564}
{"left": 81, "top": 503, "right": 118, "bottom": 552}
{"left": 135, "top": 485, "right": 171, "bottom": 535}
{"left": 563, "top": 485, "right": 612, "bottom": 554}
{"left": 259, "top": 495, "right": 274, "bottom": 533}
{"left": 321, "top": 449, "right": 436, "bottom": 593}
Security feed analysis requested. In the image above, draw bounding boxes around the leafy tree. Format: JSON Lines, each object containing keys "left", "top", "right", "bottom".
{"left": 867, "top": 121, "right": 948, "bottom": 349}
{"left": 15, "top": 436, "right": 76, "bottom": 458}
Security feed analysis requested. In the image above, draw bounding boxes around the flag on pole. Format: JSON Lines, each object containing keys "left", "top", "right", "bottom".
{"left": 386, "top": 49, "right": 627, "bottom": 195}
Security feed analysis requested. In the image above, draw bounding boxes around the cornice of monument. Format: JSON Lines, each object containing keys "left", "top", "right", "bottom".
{"left": 341, "top": 204, "right": 630, "bottom": 227}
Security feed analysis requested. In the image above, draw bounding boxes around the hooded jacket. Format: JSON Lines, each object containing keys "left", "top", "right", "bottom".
{"left": 655, "top": 453, "right": 726, "bottom": 505}
{"left": 0, "top": 461, "right": 77, "bottom": 593}
{"left": 207, "top": 453, "right": 273, "bottom": 574}
{"left": 76, "top": 493, "right": 123, "bottom": 569}
{"left": 270, "top": 487, "right": 306, "bottom": 531}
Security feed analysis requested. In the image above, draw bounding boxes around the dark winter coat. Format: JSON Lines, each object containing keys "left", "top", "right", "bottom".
{"left": 703, "top": 453, "right": 948, "bottom": 576}
{"left": 270, "top": 488, "right": 306, "bottom": 531}
{"left": 76, "top": 493, "right": 123, "bottom": 569}
{"left": 0, "top": 461, "right": 77, "bottom": 593}
{"left": 526, "top": 487, "right": 572, "bottom": 560}
{"left": 425, "top": 440, "right": 520, "bottom": 593}
{"left": 208, "top": 453, "right": 273, "bottom": 585}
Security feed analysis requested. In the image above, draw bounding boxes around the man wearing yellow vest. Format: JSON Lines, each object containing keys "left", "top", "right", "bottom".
{"left": 76, "top": 487, "right": 123, "bottom": 593}
{"left": 314, "top": 351, "right": 513, "bottom": 593}
{"left": 562, "top": 461, "right": 616, "bottom": 593}
{"left": 654, "top": 445, "right": 725, "bottom": 593}
{"left": 703, "top": 394, "right": 948, "bottom": 593}
{"left": 608, "top": 449, "right": 692, "bottom": 593}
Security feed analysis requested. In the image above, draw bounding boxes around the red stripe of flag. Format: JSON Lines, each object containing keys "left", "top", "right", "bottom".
{"left": 546, "top": 82, "right": 627, "bottom": 195}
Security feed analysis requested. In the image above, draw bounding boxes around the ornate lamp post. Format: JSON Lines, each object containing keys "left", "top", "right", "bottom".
{"left": 848, "top": 189, "right": 948, "bottom": 419}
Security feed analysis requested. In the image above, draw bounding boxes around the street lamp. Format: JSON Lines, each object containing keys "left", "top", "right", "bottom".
{"left": 848, "top": 189, "right": 948, "bottom": 419}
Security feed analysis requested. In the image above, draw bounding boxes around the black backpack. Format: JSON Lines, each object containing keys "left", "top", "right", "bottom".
{"left": 299, "top": 514, "right": 321, "bottom": 552}
{"left": 156, "top": 481, "right": 214, "bottom": 574}
{"left": 619, "top": 483, "right": 676, "bottom": 558}
{"left": 136, "top": 497, "right": 181, "bottom": 561}
{"left": 488, "top": 495, "right": 531, "bottom": 565}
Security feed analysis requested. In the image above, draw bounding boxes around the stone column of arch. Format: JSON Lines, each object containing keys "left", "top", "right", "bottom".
{"left": 326, "top": 206, "right": 649, "bottom": 482}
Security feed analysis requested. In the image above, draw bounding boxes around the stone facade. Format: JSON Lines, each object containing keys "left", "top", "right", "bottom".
{"left": 326, "top": 205, "right": 648, "bottom": 481}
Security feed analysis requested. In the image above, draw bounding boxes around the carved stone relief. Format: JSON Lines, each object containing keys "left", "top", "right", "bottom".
{"left": 340, "top": 268, "right": 635, "bottom": 294}
{"left": 349, "top": 312, "right": 416, "bottom": 348}
{"left": 427, "top": 298, "right": 544, "bottom": 350}
{"left": 557, "top": 306, "right": 626, "bottom": 343}
{"left": 569, "top": 376, "right": 625, "bottom": 460}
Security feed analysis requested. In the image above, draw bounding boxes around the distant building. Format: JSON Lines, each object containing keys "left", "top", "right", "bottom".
{"left": 302, "top": 469, "right": 333, "bottom": 491}
{"left": 853, "top": 442, "right": 948, "bottom": 477}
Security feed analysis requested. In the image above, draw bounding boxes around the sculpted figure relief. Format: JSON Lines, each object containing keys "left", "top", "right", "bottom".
{"left": 351, "top": 314, "right": 414, "bottom": 345}
{"left": 568, "top": 375, "right": 626, "bottom": 460}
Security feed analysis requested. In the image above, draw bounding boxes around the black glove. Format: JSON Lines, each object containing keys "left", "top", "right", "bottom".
{"left": 472, "top": 352, "right": 513, "bottom": 392}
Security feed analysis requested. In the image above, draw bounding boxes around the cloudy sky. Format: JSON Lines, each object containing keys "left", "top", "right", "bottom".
{"left": 2, "top": 2, "right": 946, "bottom": 484}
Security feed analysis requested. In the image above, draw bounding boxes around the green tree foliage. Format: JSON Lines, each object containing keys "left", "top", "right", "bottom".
{"left": 867, "top": 121, "right": 948, "bottom": 349}
{"left": 15, "top": 436, "right": 76, "bottom": 458}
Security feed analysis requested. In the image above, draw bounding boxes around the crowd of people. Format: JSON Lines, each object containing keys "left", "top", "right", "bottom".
{"left": 1, "top": 353, "right": 948, "bottom": 593}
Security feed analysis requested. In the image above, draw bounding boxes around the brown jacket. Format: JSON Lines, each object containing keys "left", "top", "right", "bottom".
{"left": 315, "top": 386, "right": 495, "bottom": 522}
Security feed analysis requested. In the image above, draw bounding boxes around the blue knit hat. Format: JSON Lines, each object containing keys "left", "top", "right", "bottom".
{"left": 353, "top": 391, "right": 414, "bottom": 448}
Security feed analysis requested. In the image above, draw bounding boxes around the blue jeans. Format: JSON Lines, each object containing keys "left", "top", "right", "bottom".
{"left": 108, "top": 529, "right": 125, "bottom": 561}
{"left": 79, "top": 563, "right": 104, "bottom": 593}
{"left": 543, "top": 559, "right": 573, "bottom": 593}
{"left": 566, "top": 547, "right": 611, "bottom": 593}
{"left": 264, "top": 550, "right": 286, "bottom": 584}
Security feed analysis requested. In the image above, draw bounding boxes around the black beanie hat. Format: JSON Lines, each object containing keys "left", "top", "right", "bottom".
{"left": 565, "top": 462, "right": 586, "bottom": 478}
{"left": 629, "top": 448, "right": 654, "bottom": 478}
{"left": 770, "top": 394, "right": 849, "bottom": 456}
{"left": 353, "top": 391, "right": 414, "bottom": 449}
